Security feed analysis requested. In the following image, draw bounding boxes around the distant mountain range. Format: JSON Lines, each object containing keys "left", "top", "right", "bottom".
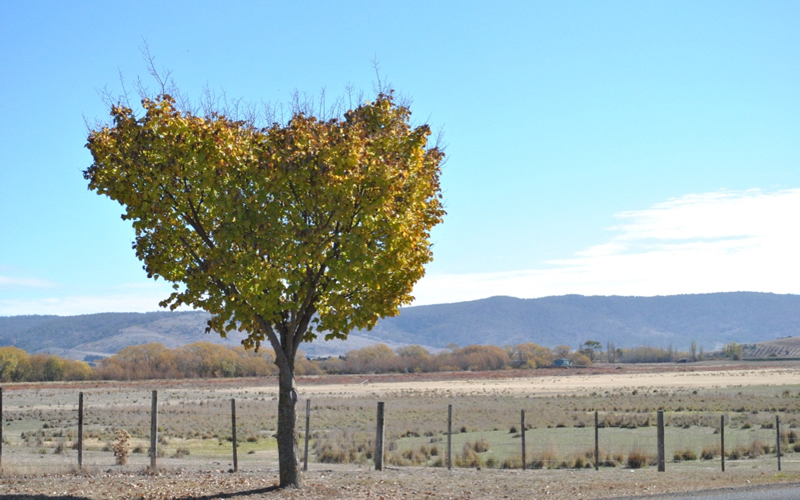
{"left": 1, "top": 292, "right": 799, "bottom": 361}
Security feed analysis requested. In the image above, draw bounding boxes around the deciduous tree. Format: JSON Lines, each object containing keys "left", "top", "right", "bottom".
{"left": 85, "top": 88, "right": 444, "bottom": 487}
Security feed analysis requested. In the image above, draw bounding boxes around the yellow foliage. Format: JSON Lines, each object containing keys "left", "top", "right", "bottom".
{"left": 85, "top": 91, "right": 445, "bottom": 369}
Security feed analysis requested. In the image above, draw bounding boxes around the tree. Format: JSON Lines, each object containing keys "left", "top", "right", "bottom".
{"left": 580, "top": 340, "right": 602, "bottom": 362}
{"left": 0, "top": 346, "right": 30, "bottom": 382}
{"left": 724, "top": 342, "right": 743, "bottom": 360}
{"left": 85, "top": 88, "right": 444, "bottom": 487}
{"left": 511, "top": 342, "right": 554, "bottom": 368}
{"left": 606, "top": 341, "right": 616, "bottom": 363}
{"left": 345, "top": 343, "right": 397, "bottom": 373}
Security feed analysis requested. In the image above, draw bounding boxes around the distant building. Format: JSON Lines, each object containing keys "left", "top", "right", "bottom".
{"left": 552, "top": 358, "right": 572, "bottom": 368}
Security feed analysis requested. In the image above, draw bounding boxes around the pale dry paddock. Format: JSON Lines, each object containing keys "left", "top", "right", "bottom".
{"left": 295, "top": 365, "right": 800, "bottom": 399}
{"left": 3, "top": 362, "right": 800, "bottom": 498}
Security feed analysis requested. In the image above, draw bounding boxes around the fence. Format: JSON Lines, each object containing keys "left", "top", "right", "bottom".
{"left": 0, "top": 385, "right": 797, "bottom": 475}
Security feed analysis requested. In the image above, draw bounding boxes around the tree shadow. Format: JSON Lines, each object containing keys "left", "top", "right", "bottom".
{"left": 0, "top": 486, "right": 283, "bottom": 500}
{"left": 1, "top": 496, "right": 92, "bottom": 500}
{"left": 174, "top": 485, "right": 281, "bottom": 499}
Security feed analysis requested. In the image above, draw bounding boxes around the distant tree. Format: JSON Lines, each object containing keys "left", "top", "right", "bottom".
{"left": 449, "top": 345, "right": 510, "bottom": 371}
{"left": 606, "top": 341, "right": 616, "bottom": 363}
{"left": 555, "top": 345, "right": 571, "bottom": 358}
{"left": 85, "top": 82, "right": 444, "bottom": 487}
{"left": 724, "top": 342, "right": 744, "bottom": 360}
{"left": 396, "top": 345, "right": 431, "bottom": 373}
{"left": 345, "top": 344, "right": 397, "bottom": 373}
{"left": 690, "top": 341, "right": 697, "bottom": 362}
{"left": 568, "top": 351, "right": 592, "bottom": 367}
{"left": 95, "top": 343, "right": 179, "bottom": 380}
{"left": 396, "top": 345, "right": 430, "bottom": 359}
{"left": 0, "top": 346, "right": 30, "bottom": 382}
{"left": 617, "top": 346, "right": 674, "bottom": 363}
{"left": 511, "top": 343, "right": 555, "bottom": 368}
{"left": 580, "top": 340, "right": 602, "bottom": 362}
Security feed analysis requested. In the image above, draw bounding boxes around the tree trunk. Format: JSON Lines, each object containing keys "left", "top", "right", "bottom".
{"left": 277, "top": 364, "right": 301, "bottom": 488}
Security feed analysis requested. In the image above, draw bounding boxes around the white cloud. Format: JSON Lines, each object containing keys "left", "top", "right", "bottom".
{"left": 413, "top": 188, "right": 800, "bottom": 305}
{"left": 0, "top": 294, "right": 167, "bottom": 316}
{"left": 0, "top": 275, "right": 56, "bottom": 288}
{"left": 0, "top": 280, "right": 191, "bottom": 316}
{"left": 4, "top": 188, "right": 797, "bottom": 314}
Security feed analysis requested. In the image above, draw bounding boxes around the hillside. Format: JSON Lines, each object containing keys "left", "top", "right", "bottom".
{"left": 365, "top": 292, "right": 800, "bottom": 352}
{"left": 1, "top": 292, "right": 799, "bottom": 360}
{"left": 0, "top": 311, "right": 416, "bottom": 360}
{"left": 744, "top": 336, "right": 800, "bottom": 359}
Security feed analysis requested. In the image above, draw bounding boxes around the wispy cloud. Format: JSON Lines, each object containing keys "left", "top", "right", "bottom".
{"left": 0, "top": 275, "right": 56, "bottom": 288}
{"left": 413, "top": 188, "right": 800, "bottom": 305}
{"left": 3, "top": 189, "right": 797, "bottom": 314}
{"left": 0, "top": 280, "right": 190, "bottom": 316}
{"left": 0, "top": 294, "right": 167, "bottom": 316}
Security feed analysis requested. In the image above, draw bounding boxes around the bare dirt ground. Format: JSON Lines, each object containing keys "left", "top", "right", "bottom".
{"left": 3, "top": 360, "right": 800, "bottom": 499}
{"left": 2, "top": 464, "right": 800, "bottom": 499}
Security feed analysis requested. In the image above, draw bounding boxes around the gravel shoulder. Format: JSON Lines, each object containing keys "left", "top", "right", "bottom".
{"left": 2, "top": 464, "right": 800, "bottom": 499}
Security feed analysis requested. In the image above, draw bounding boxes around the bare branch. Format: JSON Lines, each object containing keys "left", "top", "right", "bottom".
{"left": 140, "top": 39, "right": 171, "bottom": 96}
{"left": 372, "top": 56, "right": 387, "bottom": 95}
{"left": 117, "top": 68, "right": 132, "bottom": 108}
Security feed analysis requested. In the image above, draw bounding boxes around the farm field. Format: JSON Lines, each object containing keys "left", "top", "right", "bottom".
{"left": 2, "top": 361, "right": 800, "bottom": 498}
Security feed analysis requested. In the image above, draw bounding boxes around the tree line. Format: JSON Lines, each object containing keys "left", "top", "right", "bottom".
{"left": 0, "top": 340, "right": 717, "bottom": 383}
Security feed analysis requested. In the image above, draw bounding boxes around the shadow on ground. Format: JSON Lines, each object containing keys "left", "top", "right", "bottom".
{"left": 176, "top": 486, "right": 281, "bottom": 499}
{"left": 1, "top": 486, "right": 283, "bottom": 500}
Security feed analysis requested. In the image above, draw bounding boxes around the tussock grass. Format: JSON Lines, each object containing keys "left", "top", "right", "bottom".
{"left": 2, "top": 377, "right": 799, "bottom": 472}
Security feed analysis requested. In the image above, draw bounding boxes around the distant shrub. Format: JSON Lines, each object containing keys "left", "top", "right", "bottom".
{"left": 113, "top": 429, "right": 131, "bottom": 465}
{"left": 472, "top": 438, "right": 489, "bottom": 453}
{"left": 700, "top": 447, "right": 717, "bottom": 460}
{"left": 626, "top": 449, "right": 648, "bottom": 469}
{"left": 673, "top": 449, "right": 697, "bottom": 461}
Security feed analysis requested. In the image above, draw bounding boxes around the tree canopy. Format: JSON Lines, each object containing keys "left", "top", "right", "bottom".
{"left": 85, "top": 89, "right": 445, "bottom": 487}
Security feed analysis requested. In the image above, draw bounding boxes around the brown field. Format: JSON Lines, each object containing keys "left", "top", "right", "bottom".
{"left": 2, "top": 360, "right": 800, "bottom": 498}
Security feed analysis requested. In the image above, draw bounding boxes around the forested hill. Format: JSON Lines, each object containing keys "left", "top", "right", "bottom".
{"left": 366, "top": 292, "right": 800, "bottom": 352}
{"left": 1, "top": 292, "right": 799, "bottom": 360}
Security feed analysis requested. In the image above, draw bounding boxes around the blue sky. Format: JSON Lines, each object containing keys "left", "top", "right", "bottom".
{"left": 1, "top": 1, "right": 798, "bottom": 316}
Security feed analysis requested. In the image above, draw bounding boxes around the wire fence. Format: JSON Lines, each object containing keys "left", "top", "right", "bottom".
{"left": 0, "top": 385, "right": 797, "bottom": 475}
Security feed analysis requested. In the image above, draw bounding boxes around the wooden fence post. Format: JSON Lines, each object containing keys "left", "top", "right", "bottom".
{"left": 720, "top": 415, "right": 725, "bottom": 472}
{"left": 521, "top": 409, "right": 526, "bottom": 470}
{"left": 77, "top": 392, "right": 84, "bottom": 470}
{"left": 657, "top": 410, "right": 665, "bottom": 472}
{"left": 231, "top": 398, "right": 238, "bottom": 473}
{"left": 374, "top": 401, "right": 385, "bottom": 471}
{"left": 594, "top": 410, "right": 599, "bottom": 471}
{"left": 776, "top": 415, "right": 782, "bottom": 472}
{"left": 447, "top": 404, "right": 452, "bottom": 470}
{"left": 303, "top": 399, "right": 310, "bottom": 472}
{"left": 0, "top": 387, "right": 3, "bottom": 469}
{"left": 150, "top": 390, "right": 158, "bottom": 472}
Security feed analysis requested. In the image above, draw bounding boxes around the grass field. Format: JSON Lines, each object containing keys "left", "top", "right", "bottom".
{"left": 2, "top": 361, "right": 799, "bottom": 475}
